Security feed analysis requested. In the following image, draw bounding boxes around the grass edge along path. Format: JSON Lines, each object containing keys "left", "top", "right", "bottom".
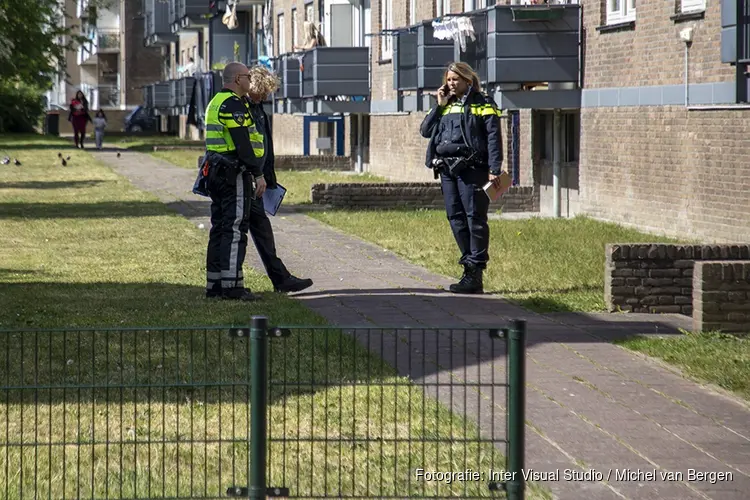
{"left": 0, "top": 134, "right": 550, "bottom": 499}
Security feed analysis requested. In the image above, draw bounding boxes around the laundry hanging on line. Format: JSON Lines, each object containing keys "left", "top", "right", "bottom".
{"left": 431, "top": 17, "right": 476, "bottom": 52}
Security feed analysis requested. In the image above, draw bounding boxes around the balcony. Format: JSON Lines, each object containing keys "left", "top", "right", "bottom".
{"left": 392, "top": 21, "right": 454, "bottom": 111}
{"left": 144, "top": 0, "right": 177, "bottom": 46}
{"left": 390, "top": 5, "right": 582, "bottom": 111}
{"left": 169, "top": 79, "right": 179, "bottom": 111}
{"left": 720, "top": 0, "right": 750, "bottom": 102}
{"left": 77, "top": 0, "right": 92, "bottom": 19}
{"left": 97, "top": 30, "right": 120, "bottom": 51}
{"left": 147, "top": 82, "right": 172, "bottom": 113}
{"left": 98, "top": 85, "right": 121, "bottom": 108}
{"left": 172, "top": 0, "right": 210, "bottom": 33}
{"left": 295, "top": 47, "right": 370, "bottom": 114}
{"left": 273, "top": 54, "right": 303, "bottom": 113}
{"left": 178, "top": 77, "right": 196, "bottom": 108}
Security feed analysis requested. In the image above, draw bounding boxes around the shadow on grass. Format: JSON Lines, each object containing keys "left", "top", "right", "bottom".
{"left": 0, "top": 180, "right": 107, "bottom": 190}
{"left": 0, "top": 200, "right": 180, "bottom": 219}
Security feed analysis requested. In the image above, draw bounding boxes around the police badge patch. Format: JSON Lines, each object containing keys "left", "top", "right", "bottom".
{"left": 233, "top": 111, "right": 245, "bottom": 126}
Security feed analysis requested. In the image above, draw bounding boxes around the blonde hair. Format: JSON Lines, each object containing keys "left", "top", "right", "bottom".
{"left": 248, "top": 64, "right": 281, "bottom": 96}
{"left": 302, "top": 21, "right": 326, "bottom": 47}
{"left": 443, "top": 62, "right": 481, "bottom": 92}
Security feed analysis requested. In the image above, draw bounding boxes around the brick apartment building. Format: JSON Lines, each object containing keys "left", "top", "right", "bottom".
{"left": 142, "top": 0, "right": 750, "bottom": 243}
{"left": 47, "top": 0, "right": 163, "bottom": 132}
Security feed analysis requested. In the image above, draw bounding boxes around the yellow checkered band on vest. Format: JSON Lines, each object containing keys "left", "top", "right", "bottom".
{"left": 439, "top": 103, "right": 503, "bottom": 117}
{"left": 204, "top": 91, "right": 265, "bottom": 157}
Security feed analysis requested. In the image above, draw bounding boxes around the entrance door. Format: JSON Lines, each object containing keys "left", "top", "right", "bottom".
{"left": 324, "top": 0, "right": 369, "bottom": 47}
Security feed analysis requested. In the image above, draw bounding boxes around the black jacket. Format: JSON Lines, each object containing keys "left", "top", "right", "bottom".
{"left": 247, "top": 99, "right": 278, "bottom": 188}
{"left": 419, "top": 89, "right": 503, "bottom": 175}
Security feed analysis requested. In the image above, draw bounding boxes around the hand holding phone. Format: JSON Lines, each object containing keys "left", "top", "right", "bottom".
{"left": 437, "top": 84, "right": 450, "bottom": 107}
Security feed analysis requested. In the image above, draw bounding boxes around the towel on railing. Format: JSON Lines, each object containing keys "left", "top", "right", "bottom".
{"left": 432, "top": 17, "right": 476, "bottom": 52}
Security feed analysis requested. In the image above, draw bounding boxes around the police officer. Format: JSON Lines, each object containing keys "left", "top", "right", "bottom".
{"left": 242, "top": 65, "right": 313, "bottom": 294}
{"left": 419, "top": 62, "right": 505, "bottom": 294}
{"left": 204, "top": 62, "right": 267, "bottom": 301}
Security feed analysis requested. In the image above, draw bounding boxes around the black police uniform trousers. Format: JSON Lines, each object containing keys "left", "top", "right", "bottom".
{"left": 205, "top": 165, "right": 291, "bottom": 294}
{"left": 206, "top": 166, "right": 252, "bottom": 294}
{"left": 247, "top": 194, "right": 292, "bottom": 289}
{"left": 440, "top": 166, "right": 491, "bottom": 270}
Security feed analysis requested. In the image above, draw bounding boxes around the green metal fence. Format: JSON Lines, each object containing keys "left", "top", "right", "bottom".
{"left": 0, "top": 317, "right": 526, "bottom": 499}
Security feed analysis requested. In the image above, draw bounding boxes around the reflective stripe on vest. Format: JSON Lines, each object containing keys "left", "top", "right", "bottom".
{"left": 204, "top": 91, "right": 265, "bottom": 157}
{"left": 439, "top": 103, "right": 502, "bottom": 117}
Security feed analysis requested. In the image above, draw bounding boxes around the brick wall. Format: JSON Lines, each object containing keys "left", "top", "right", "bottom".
{"left": 311, "top": 182, "right": 538, "bottom": 211}
{"left": 581, "top": 0, "right": 732, "bottom": 88}
{"left": 579, "top": 1, "right": 750, "bottom": 242}
{"left": 693, "top": 261, "right": 750, "bottom": 333}
{"left": 275, "top": 155, "right": 352, "bottom": 170}
{"left": 581, "top": 106, "right": 750, "bottom": 243}
{"left": 604, "top": 244, "right": 750, "bottom": 315}
{"left": 123, "top": 0, "right": 163, "bottom": 107}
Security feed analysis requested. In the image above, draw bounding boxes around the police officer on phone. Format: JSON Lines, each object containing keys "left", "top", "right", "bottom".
{"left": 203, "top": 62, "right": 267, "bottom": 301}
{"left": 419, "top": 62, "right": 505, "bottom": 294}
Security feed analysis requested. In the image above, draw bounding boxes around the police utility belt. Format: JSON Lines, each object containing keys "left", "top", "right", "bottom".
{"left": 192, "top": 151, "right": 257, "bottom": 198}
{"left": 430, "top": 153, "right": 482, "bottom": 179}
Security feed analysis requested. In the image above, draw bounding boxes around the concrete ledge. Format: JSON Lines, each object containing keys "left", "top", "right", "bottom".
{"left": 693, "top": 261, "right": 750, "bottom": 334}
{"left": 311, "top": 182, "right": 538, "bottom": 211}
{"left": 605, "top": 243, "right": 750, "bottom": 316}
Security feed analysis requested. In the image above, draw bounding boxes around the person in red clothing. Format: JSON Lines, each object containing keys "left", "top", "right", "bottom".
{"left": 68, "top": 91, "right": 92, "bottom": 148}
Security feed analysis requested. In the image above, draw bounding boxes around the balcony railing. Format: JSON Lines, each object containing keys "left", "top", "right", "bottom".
{"left": 98, "top": 30, "right": 120, "bottom": 51}
{"left": 300, "top": 47, "right": 369, "bottom": 98}
{"left": 277, "top": 54, "right": 301, "bottom": 99}
{"left": 145, "top": 0, "right": 176, "bottom": 44}
{"left": 173, "top": 0, "right": 210, "bottom": 31}
{"left": 148, "top": 82, "right": 172, "bottom": 109}
{"left": 390, "top": 5, "right": 582, "bottom": 110}
{"left": 178, "top": 77, "right": 196, "bottom": 107}
{"left": 393, "top": 21, "right": 454, "bottom": 91}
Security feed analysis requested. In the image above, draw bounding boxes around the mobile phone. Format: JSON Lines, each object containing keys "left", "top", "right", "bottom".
{"left": 440, "top": 84, "right": 449, "bottom": 94}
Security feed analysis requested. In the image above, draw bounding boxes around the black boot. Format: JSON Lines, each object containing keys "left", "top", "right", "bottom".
{"left": 221, "top": 288, "right": 261, "bottom": 301}
{"left": 274, "top": 275, "right": 313, "bottom": 293}
{"left": 448, "top": 265, "right": 483, "bottom": 294}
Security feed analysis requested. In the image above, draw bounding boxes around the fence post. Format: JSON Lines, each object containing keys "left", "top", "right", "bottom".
{"left": 507, "top": 319, "right": 526, "bottom": 500}
{"left": 249, "top": 316, "right": 268, "bottom": 500}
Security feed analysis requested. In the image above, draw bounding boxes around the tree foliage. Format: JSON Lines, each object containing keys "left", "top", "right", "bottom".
{"left": 0, "top": 0, "right": 113, "bottom": 131}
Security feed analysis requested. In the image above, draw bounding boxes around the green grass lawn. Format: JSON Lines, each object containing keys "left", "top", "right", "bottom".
{"left": 0, "top": 135, "right": 546, "bottom": 498}
{"left": 309, "top": 209, "right": 684, "bottom": 313}
{"left": 151, "top": 149, "right": 387, "bottom": 205}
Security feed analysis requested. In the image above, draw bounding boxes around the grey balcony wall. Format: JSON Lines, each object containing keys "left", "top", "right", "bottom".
{"left": 301, "top": 47, "right": 369, "bottom": 97}
{"left": 278, "top": 54, "right": 301, "bottom": 99}
{"left": 479, "top": 5, "right": 581, "bottom": 85}
{"left": 151, "top": 82, "right": 170, "bottom": 108}
{"left": 178, "top": 77, "right": 195, "bottom": 106}
{"left": 169, "top": 80, "right": 179, "bottom": 107}
{"left": 152, "top": 0, "right": 172, "bottom": 35}
{"left": 168, "top": 0, "right": 177, "bottom": 24}
{"left": 179, "top": 0, "right": 208, "bottom": 19}
{"left": 393, "top": 22, "right": 453, "bottom": 91}
{"left": 209, "top": 13, "right": 251, "bottom": 67}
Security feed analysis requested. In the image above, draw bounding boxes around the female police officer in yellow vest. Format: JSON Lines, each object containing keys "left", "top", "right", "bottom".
{"left": 420, "top": 62, "right": 505, "bottom": 294}
{"left": 203, "top": 62, "right": 267, "bottom": 301}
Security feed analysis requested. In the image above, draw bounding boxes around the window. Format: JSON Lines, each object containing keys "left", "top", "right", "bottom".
{"left": 409, "top": 0, "right": 416, "bottom": 24}
{"left": 463, "top": 0, "right": 490, "bottom": 11}
{"left": 680, "top": 0, "right": 705, "bottom": 13}
{"left": 535, "top": 111, "right": 580, "bottom": 163}
{"left": 436, "top": 0, "right": 450, "bottom": 17}
{"left": 380, "top": 0, "right": 393, "bottom": 60}
{"left": 305, "top": 2, "right": 314, "bottom": 22}
{"left": 606, "top": 0, "right": 635, "bottom": 24}
{"left": 292, "top": 8, "right": 298, "bottom": 49}
{"left": 277, "top": 13, "right": 286, "bottom": 55}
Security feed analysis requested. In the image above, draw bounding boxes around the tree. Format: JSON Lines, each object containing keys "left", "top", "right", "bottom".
{"left": 0, "top": 0, "right": 113, "bottom": 132}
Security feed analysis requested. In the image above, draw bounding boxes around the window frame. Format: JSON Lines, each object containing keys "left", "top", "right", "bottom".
{"left": 680, "top": 0, "right": 706, "bottom": 14}
{"left": 277, "top": 13, "right": 286, "bottom": 55}
{"left": 380, "top": 0, "right": 393, "bottom": 60}
{"left": 606, "top": 0, "right": 636, "bottom": 25}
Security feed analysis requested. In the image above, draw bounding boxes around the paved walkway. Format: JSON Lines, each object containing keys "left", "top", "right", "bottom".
{"left": 93, "top": 150, "right": 750, "bottom": 500}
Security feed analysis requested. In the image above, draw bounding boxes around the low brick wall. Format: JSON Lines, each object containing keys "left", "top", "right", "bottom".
{"left": 605, "top": 244, "right": 750, "bottom": 315}
{"left": 693, "top": 261, "right": 750, "bottom": 333}
{"left": 310, "top": 182, "right": 538, "bottom": 211}
{"left": 275, "top": 155, "right": 352, "bottom": 171}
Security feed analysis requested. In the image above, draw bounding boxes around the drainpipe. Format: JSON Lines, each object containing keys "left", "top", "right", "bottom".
{"left": 679, "top": 25, "right": 694, "bottom": 107}
{"left": 356, "top": 115, "right": 364, "bottom": 173}
{"left": 552, "top": 108, "right": 561, "bottom": 218}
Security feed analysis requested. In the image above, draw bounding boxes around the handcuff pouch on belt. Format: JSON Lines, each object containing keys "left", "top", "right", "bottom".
{"left": 192, "top": 151, "right": 251, "bottom": 197}
{"left": 431, "top": 151, "right": 478, "bottom": 179}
